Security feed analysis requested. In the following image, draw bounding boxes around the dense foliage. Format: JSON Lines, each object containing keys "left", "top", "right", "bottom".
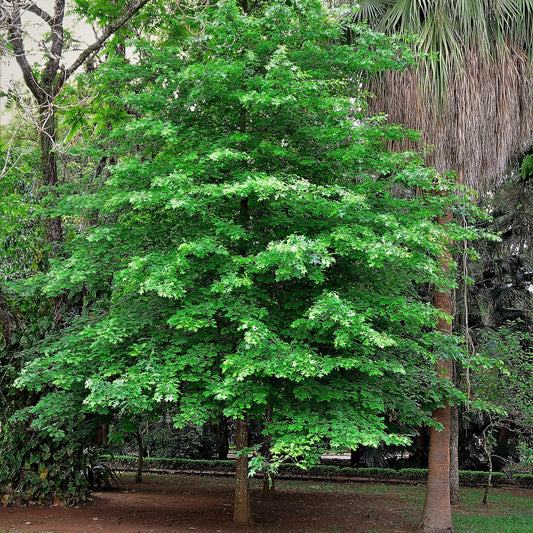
{"left": 14, "top": 0, "right": 480, "bottom": 466}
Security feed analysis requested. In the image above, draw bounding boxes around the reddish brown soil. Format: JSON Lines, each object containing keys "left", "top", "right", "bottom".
{"left": 0, "top": 473, "right": 417, "bottom": 533}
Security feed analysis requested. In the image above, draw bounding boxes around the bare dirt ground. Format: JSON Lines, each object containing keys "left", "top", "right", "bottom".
{"left": 0, "top": 472, "right": 422, "bottom": 533}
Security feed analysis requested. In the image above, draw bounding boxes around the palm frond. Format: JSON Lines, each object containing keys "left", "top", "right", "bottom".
{"left": 348, "top": 0, "right": 533, "bottom": 189}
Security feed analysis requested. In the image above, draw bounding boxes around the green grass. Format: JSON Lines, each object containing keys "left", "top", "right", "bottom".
{"left": 266, "top": 479, "right": 533, "bottom": 533}
{"left": 454, "top": 515, "right": 532, "bottom": 533}
{"left": 452, "top": 487, "right": 533, "bottom": 533}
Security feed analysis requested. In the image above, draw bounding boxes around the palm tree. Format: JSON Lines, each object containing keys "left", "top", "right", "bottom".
{"left": 352, "top": 0, "right": 533, "bottom": 186}
{"left": 342, "top": 1, "right": 533, "bottom": 531}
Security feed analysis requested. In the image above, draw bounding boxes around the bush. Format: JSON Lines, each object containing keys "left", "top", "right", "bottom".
{"left": 278, "top": 463, "right": 305, "bottom": 475}
{"left": 107, "top": 456, "right": 235, "bottom": 473}
{"left": 399, "top": 468, "right": 427, "bottom": 481}
{"left": 308, "top": 465, "right": 340, "bottom": 477}
{"left": 357, "top": 468, "right": 393, "bottom": 480}
{"left": 340, "top": 467, "right": 360, "bottom": 477}
{"left": 513, "top": 474, "right": 533, "bottom": 488}
{"left": 0, "top": 417, "right": 94, "bottom": 505}
{"left": 458, "top": 470, "right": 506, "bottom": 486}
{"left": 141, "top": 422, "right": 217, "bottom": 460}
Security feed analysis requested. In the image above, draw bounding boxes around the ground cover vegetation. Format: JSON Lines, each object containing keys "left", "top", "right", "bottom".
{"left": 0, "top": 0, "right": 532, "bottom": 532}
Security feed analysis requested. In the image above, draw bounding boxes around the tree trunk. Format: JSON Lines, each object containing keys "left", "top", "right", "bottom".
{"left": 38, "top": 101, "right": 63, "bottom": 251}
{"left": 350, "top": 449, "right": 357, "bottom": 468}
{"left": 413, "top": 427, "right": 430, "bottom": 467}
{"left": 449, "top": 404, "right": 459, "bottom": 505}
{"left": 419, "top": 370, "right": 454, "bottom": 532}
{"left": 261, "top": 406, "right": 275, "bottom": 498}
{"left": 134, "top": 430, "right": 144, "bottom": 484}
{"left": 233, "top": 417, "right": 254, "bottom": 524}
{"left": 216, "top": 415, "right": 229, "bottom": 460}
{"left": 481, "top": 422, "right": 493, "bottom": 505}
{"left": 419, "top": 212, "right": 455, "bottom": 533}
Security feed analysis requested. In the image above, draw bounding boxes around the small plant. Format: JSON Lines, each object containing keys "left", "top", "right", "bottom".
{"left": 85, "top": 447, "right": 121, "bottom": 490}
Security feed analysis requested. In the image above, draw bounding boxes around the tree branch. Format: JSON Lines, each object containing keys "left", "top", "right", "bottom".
{"left": 25, "top": 2, "right": 53, "bottom": 25}
{"left": 6, "top": 3, "right": 45, "bottom": 101}
{"left": 60, "top": 0, "right": 152, "bottom": 88}
{"left": 42, "top": 0, "right": 65, "bottom": 94}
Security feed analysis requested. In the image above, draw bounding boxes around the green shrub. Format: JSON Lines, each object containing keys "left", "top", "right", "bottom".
{"left": 514, "top": 474, "right": 533, "bottom": 488}
{"left": 458, "top": 470, "right": 506, "bottom": 486}
{"left": 107, "top": 456, "right": 236, "bottom": 473}
{"left": 357, "top": 468, "right": 383, "bottom": 479}
{"left": 308, "top": 465, "right": 339, "bottom": 477}
{"left": 277, "top": 463, "right": 304, "bottom": 475}
{"left": 399, "top": 468, "right": 428, "bottom": 481}
{"left": 0, "top": 418, "right": 94, "bottom": 505}
{"left": 340, "top": 467, "right": 360, "bottom": 477}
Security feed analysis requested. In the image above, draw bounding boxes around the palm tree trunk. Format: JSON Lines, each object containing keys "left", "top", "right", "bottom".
{"left": 233, "top": 417, "right": 254, "bottom": 524}
{"left": 419, "top": 211, "right": 455, "bottom": 533}
{"left": 449, "top": 403, "right": 460, "bottom": 505}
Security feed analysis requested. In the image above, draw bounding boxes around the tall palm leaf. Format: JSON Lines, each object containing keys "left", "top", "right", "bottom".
{"left": 348, "top": 0, "right": 533, "bottom": 188}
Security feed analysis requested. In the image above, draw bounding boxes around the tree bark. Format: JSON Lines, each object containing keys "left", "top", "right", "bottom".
{"left": 38, "top": 101, "right": 64, "bottom": 250}
{"left": 261, "top": 406, "right": 275, "bottom": 498}
{"left": 449, "top": 404, "right": 459, "bottom": 505}
{"left": 134, "top": 429, "right": 144, "bottom": 484}
{"left": 419, "top": 212, "right": 455, "bottom": 533}
{"left": 233, "top": 417, "right": 254, "bottom": 524}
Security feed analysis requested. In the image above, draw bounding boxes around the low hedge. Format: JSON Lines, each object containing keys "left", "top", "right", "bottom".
{"left": 105, "top": 456, "right": 524, "bottom": 488}
{"left": 458, "top": 470, "right": 506, "bottom": 487}
{"left": 514, "top": 474, "right": 533, "bottom": 488}
{"left": 399, "top": 468, "right": 427, "bottom": 481}
{"left": 107, "top": 456, "right": 235, "bottom": 472}
{"left": 277, "top": 464, "right": 339, "bottom": 477}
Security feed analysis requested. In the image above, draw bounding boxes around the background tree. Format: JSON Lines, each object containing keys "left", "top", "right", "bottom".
{"left": 468, "top": 327, "right": 533, "bottom": 504}
{"left": 345, "top": 1, "right": 533, "bottom": 527}
{"left": 0, "top": 0, "right": 153, "bottom": 250}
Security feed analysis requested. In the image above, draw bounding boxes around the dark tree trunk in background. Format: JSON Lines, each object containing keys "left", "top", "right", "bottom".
{"left": 233, "top": 417, "right": 253, "bottom": 525}
{"left": 261, "top": 406, "right": 275, "bottom": 498}
{"left": 134, "top": 430, "right": 144, "bottom": 484}
{"left": 216, "top": 414, "right": 229, "bottom": 460}
{"left": 38, "top": 103, "right": 63, "bottom": 251}
{"left": 413, "top": 427, "right": 430, "bottom": 467}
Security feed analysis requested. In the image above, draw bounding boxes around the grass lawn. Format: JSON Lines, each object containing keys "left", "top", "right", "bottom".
{"left": 271, "top": 478, "right": 532, "bottom": 532}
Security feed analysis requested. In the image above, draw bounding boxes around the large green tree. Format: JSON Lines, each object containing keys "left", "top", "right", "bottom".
{"left": 13, "top": 0, "right": 481, "bottom": 522}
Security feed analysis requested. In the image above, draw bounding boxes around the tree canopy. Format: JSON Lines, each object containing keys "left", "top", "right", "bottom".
{"left": 13, "top": 0, "right": 480, "bottom": 465}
